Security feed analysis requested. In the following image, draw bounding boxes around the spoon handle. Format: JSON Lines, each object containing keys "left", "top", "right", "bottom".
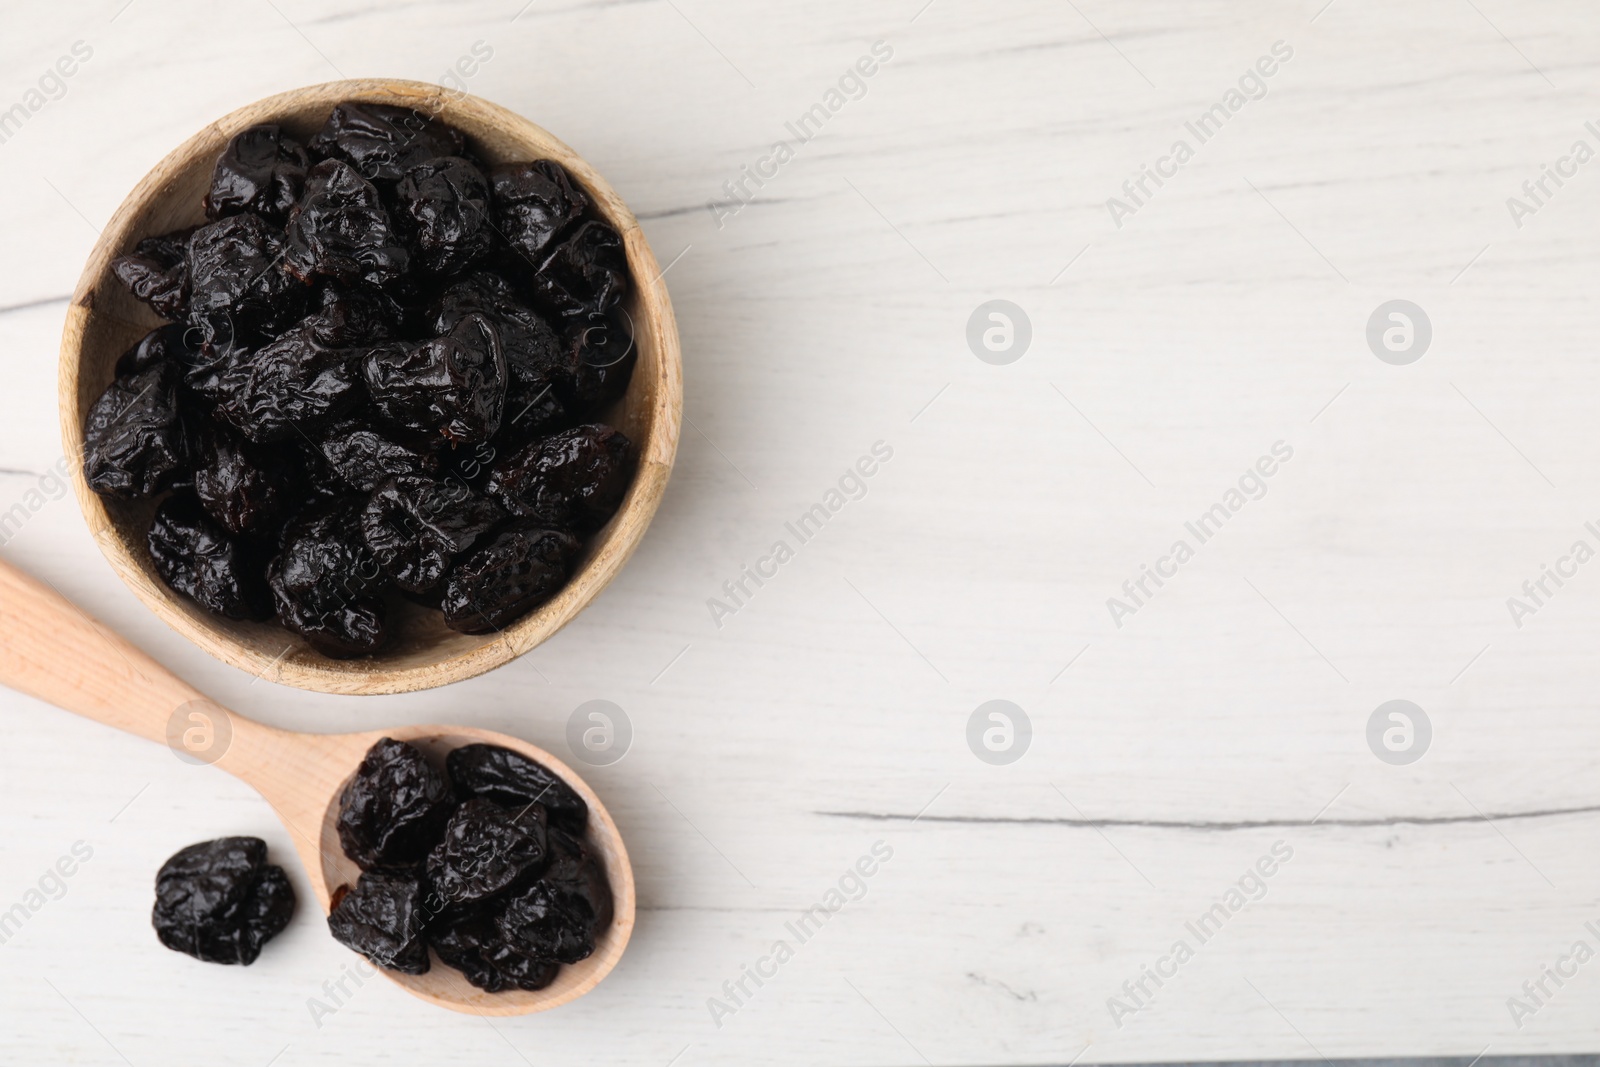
{"left": 0, "top": 558, "right": 215, "bottom": 746}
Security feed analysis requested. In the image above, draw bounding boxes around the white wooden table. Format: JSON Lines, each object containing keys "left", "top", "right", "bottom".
{"left": 3, "top": 1, "right": 1600, "bottom": 1063}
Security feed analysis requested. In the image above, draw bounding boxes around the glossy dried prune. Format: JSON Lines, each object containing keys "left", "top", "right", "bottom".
{"left": 193, "top": 425, "right": 301, "bottom": 535}
{"left": 268, "top": 501, "right": 388, "bottom": 657}
{"left": 446, "top": 743, "right": 588, "bottom": 834}
{"left": 215, "top": 321, "right": 365, "bottom": 443}
{"left": 429, "top": 910, "right": 559, "bottom": 993}
{"left": 327, "top": 871, "right": 432, "bottom": 974}
{"left": 361, "top": 474, "right": 504, "bottom": 593}
{"left": 426, "top": 799, "right": 548, "bottom": 907}
{"left": 152, "top": 837, "right": 295, "bottom": 966}
{"left": 115, "top": 323, "right": 192, "bottom": 378}
{"left": 309, "top": 285, "right": 403, "bottom": 346}
{"left": 284, "top": 159, "right": 409, "bottom": 287}
{"left": 205, "top": 124, "right": 309, "bottom": 222}
{"left": 490, "top": 159, "right": 588, "bottom": 262}
{"left": 529, "top": 220, "right": 628, "bottom": 319}
{"left": 318, "top": 418, "right": 439, "bottom": 492}
{"left": 186, "top": 214, "right": 305, "bottom": 338}
{"left": 149, "top": 494, "right": 271, "bottom": 620}
{"left": 336, "top": 737, "right": 454, "bottom": 871}
{"left": 396, "top": 156, "right": 494, "bottom": 275}
{"left": 363, "top": 312, "right": 507, "bottom": 445}
{"left": 485, "top": 424, "right": 633, "bottom": 533}
{"left": 441, "top": 522, "right": 579, "bottom": 635}
{"left": 493, "top": 827, "right": 610, "bottom": 965}
{"left": 564, "top": 310, "right": 637, "bottom": 411}
{"left": 83, "top": 363, "right": 188, "bottom": 498}
{"left": 309, "top": 102, "right": 465, "bottom": 185}
{"left": 111, "top": 229, "right": 192, "bottom": 320}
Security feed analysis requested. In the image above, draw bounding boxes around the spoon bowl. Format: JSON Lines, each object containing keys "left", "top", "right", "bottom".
{"left": 0, "top": 559, "right": 634, "bottom": 1015}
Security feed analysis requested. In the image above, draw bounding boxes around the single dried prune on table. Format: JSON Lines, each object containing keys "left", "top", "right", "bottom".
{"left": 426, "top": 798, "right": 549, "bottom": 907}
{"left": 563, "top": 310, "right": 637, "bottom": 411}
{"left": 192, "top": 424, "right": 301, "bottom": 535}
{"left": 336, "top": 737, "right": 454, "bottom": 871}
{"left": 485, "top": 424, "right": 634, "bottom": 532}
{"left": 529, "top": 220, "right": 629, "bottom": 320}
{"left": 111, "top": 229, "right": 193, "bottom": 320}
{"left": 489, "top": 159, "right": 588, "bottom": 263}
{"left": 361, "top": 474, "right": 504, "bottom": 593}
{"left": 149, "top": 494, "right": 272, "bottom": 620}
{"left": 205, "top": 124, "right": 309, "bottom": 222}
{"left": 429, "top": 910, "right": 559, "bottom": 993}
{"left": 152, "top": 836, "right": 296, "bottom": 966}
{"left": 493, "top": 827, "right": 610, "bottom": 965}
{"left": 446, "top": 743, "right": 588, "bottom": 834}
{"left": 186, "top": 213, "right": 306, "bottom": 338}
{"left": 284, "top": 159, "right": 409, "bottom": 288}
{"left": 83, "top": 363, "right": 188, "bottom": 498}
{"left": 308, "top": 102, "right": 465, "bottom": 185}
{"left": 214, "top": 321, "right": 365, "bottom": 443}
{"left": 308, "top": 285, "right": 403, "bottom": 347}
{"left": 363, "top": 312, "right": 507, "bottom": 445}
{"left": 318, "top": 417, "right": 439, "bottom": 493}
{"left": 441, "top": 522, "right": 579, "bottom": 635}
{"left": 395, "top": 156, "right": 494, "bottom": 276}
{"left": 269, "top": 500, "right": 389, "bottom": 657}
{"left": 327, "top": 870, "right": 432, "bottom": 974}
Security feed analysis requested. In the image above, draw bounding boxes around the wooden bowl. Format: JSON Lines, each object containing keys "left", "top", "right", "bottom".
{"left": 58, "top": 79, "right": 681, "bottom": 696}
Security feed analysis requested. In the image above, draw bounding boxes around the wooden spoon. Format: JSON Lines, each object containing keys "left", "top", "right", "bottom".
{"left": 0, "top": 558, "right": 635, "bottom": 1015}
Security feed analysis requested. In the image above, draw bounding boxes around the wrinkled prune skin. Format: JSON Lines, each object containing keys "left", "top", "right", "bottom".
{"left": 215, "top": 321, "right": 365, "bottom": 443}
{"left": 152, "top": 837, "right": 295, "bottom": 966}
{"left": 149, "top": 494, "right": 272, "bottom": 620}
{"left": 426, "top": 799, "right": 549, "bottom": 907}
{"left": 485, "top": 424, "right": 633, "bottom": 533}
{"left": 193, "top": 425, "right": 301, "bottom": 535}
{"left": 285, "top": 160, "right": 409, "bottom": 288}
{"left": 429, "top": 910, "right": 559, "bottom": 993}
{"left": 115, "top": 323, "right": 192, "bottom": 378}
{"left": 83, "top": 363, "right": 188, "bottom": 498}
{"left": 111, "top": 229, "right": 193, "bottom": 320}
{"left": 396, "top": 156, "right": 494, "bottom": 276}
{"left": 529, "top": 220, "right": 629, "bottom": 319}
{"left": 564, "top": 310, "right": 637, "bottom": 411}
{"left": 268, "top": 501, "right": 388, "bottom": 657}
{"left": 361, "top": 474, "right": 504, "bottom": 593}
{"left": 337, "top": 738, "right": 455, "bottom": 870}
{"left": 186, "top": 214, "right": 306, "bottom": 339}
{"left": 318, "top": 418, "right": 439, "bottom": 493}
{"left": 493, "top": 828, "right": 610, "bottom": 965}
{"left": 309, "top": 285, "right": 403, "bottom": 347}
{"left": 446, "top": 743, "right": 588, "bottom": 834}
{"left": 364, "top": 313, "right": 506, "bottom": 445}
{"left": 205, "top": 124, "right": 309, "bottom": 222}
{"left": 327, "top": 871, "right": 432, "bottom": 974}
{"left": 309, "top": 102, "right": 466, "bottom": 186}
{"left": 490, "top": 160, "right": 588, "bottom": 263}
{"left": 441, "top": 523, "right": 579, "bottom": 635}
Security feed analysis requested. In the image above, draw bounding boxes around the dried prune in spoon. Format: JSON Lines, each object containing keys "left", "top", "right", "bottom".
{"left": 111, "top": 230, "right": 193, "bottom": 321}
{"left": 361, "top": 474, "right": 504, "bottom": 594}
{"left": 441, "top": 522, "right": 579, "bottom": 635}
{"left": 148, "top": 494, "right": 272, "bottom": 621}
{"left": 327, "top": 870, "right": 432, "bottom": 974}
{"left": 83, "top": 363, "right": 188, "bottom": 499}
{"left": 363, "top": 312, "right": 507, "bottom": 445}
{"left": 429, "top": 910, "right": 559, "bottom": 993}
{"left": 152, "top": 837, "right": 296, "bottom": 966}
{"left": 426, "top": 798, "right": 549, "bottom": 907}
{"left": 493, "top": 827, "right": 610, "bottom": 965}
{"left": 485, "top": 423, "right": 634, "bottom": 533}
{"left": 446, "top": 743, "right": 588, "bottom": 834}
{"left": 308, "top": 102, "right": 465, "bottom": 185}
{"left": 284, "top": 159, "right": 409, "bottom": 288}
{"left": 336, "top": 737, "right": 454, "bottom": 871}
{"left": 489, "top": 159, "right": 588, "bottom": 263}
{"left": 205, "top": 124, "right": 309, "bottom": 222}
{"left": 395, "top": 156, "right": 494, "bottom": 276}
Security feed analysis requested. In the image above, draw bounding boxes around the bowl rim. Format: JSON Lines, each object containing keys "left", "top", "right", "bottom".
{"left": 58, "top": 79, "right": 682, "bottom": 696}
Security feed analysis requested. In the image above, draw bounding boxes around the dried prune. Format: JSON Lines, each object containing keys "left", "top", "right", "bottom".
{"left": 309, "top": 285, "right": 403, "bottom": 347}
{"left": 564, "top": 310, "right": 637, "bottom": 411}
{"left": 426, "top": 798, "right": 548, "bottom": 907}
{"left": 361, "top": 474, "right": 504, "bottom": 593}
{"left": 364, "top": 313, "right": 506, "bottom": 445}
{"left": 83, "top": 363, "right": 188, "bottom": 498}
{"left": 268, "top": 501, "right": 388, "bottom": 657}
{"left": 490, "top": 160, "right": 588, "bottom": 262}
{"left": 493, "top": 828, "right": 610, "bottom": 964}
{"left": 429, "top": 910, "right": 559, "bottom": 993}
{"left": 115, "top": 323, "right": 192, "bottom": 378}
{"left": 149, "top": 494, "right": 271, "bottom": 620}
{"left": 327, "top": 871, "right": 432, "bottom": 974}
{"left": 336, "top": 737, "right": 454, "bottom": 870}
{"left": 215, "top": 321, "right": 365, "bottom": 443}
{"left": 285, "top": 159, "right": 409, "bottom": 287}
{"left": 152, "top": 837, "right": 295, "bottom": 966}
{"left": 396, "top": 156, "right": 494, "bottom": 275}
{"left": 186, "top": 214, "right": 305, "bottom": 338}
{"left": 309, "top": 102, "right": 465, "bottom": 185}
{"left": 318, "top": 418, "right": 439, "bottom": 493}
{"left": 485, "top": 424, "right": 633, "bottom": 532}
{"left": 446, "top": 743, "right": 588, "bottom": 834}
{"left": 441, "top": 522, "right": 580, "bottom": 634}
{"left": 111, "top": 229, "right": 192, "bottom": 320}
{"left": 193, "top": 425, "right": 301, "bottom": 535}
{"left": 205, "top": 124, "right": 309, "bottom": 222}
{"left": 529, "top": 220, "right": 628, "bottom": 319}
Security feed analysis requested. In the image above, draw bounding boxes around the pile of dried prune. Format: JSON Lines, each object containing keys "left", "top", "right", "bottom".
{"left": 88, "top": 102, "right": 640, "bottom": 658}
{"left": 327, "top": 737, "right": 612, "bottom": 992}
{"left": 152, "top": 837, "right": 296, "bottom": 965}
